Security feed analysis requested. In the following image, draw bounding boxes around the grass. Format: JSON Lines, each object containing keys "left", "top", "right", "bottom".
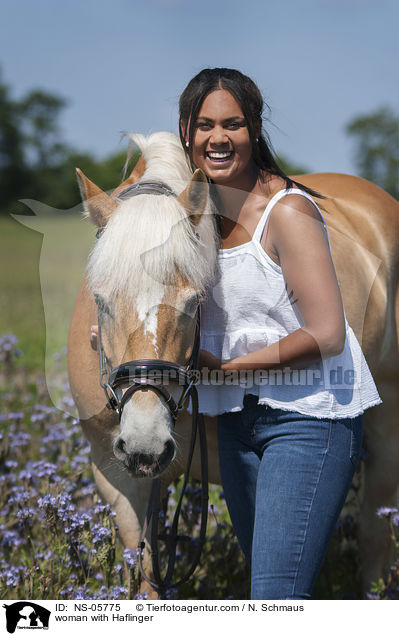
{"left": 0, "top": 214, "right": 94, "bottom": 372}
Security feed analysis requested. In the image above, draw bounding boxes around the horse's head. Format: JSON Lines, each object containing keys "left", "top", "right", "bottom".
{"left": 77, "top": 132, "right": 217, "bottom": 478}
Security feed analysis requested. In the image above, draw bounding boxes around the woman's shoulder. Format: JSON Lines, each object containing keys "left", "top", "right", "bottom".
{"left": 267, "top": 188, "right": 329, "bottom": 251}
{"left": 265, "top": 181, "right": 324, "bottom": 223}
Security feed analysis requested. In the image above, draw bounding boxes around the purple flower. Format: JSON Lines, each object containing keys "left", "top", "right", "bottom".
{"left": 63, "top": 511, "right": 92, "bottom": 534}
{"left": 8, "top": 486, "right": 34, "bottom": 505}
{"left": 36, "top": 550, "right": 53, "bottom": 560}
{"left": 0, "top": 473, "right": 16, "bottom": 487}
{"left": 0, "top": 334, "right": 22, "bottom": 361}
{"left": 0, "top": 562, "right": 26, "bottom": 587}
{"left": 377, "top": 507, "right": 398, "bottom": 518}
{"left": 18, "top": 468, "right": 33, "bottom": 480}
{"left": 79, "top": 483, "right": 96, "bottom": 497}
{"left": 37, "top": 494, "right": 58, "bottom": 508}
{"left": 92, "top": 501, "right": 115, "bottom": 517}
{"left": 0, "top": 527, "right": 26, "bottom": 548}
{"left": 73, "top": 587, "right": 95, "bottom": 600}
{"left": 5, "top": 459, "right": 18, "bottom": 470}
{"left": 16, "top": 507, "right": 38, "bottom": 521}
{"left": 70, "top": 455, "right": 90, "bottom": 470}
{"left": 123, "top": 547, "right": 140, "bottom": 568}
{"left": 8, "top": 412, "right": 24, "bottom": 421}
{"left": 91, "top": 524, "right": 112, "bottom": 544}
{"left": 110, "top": 586, "right": 128, "bottom": 599}
{"left": 8, "top": 431, "right": 30, "bottom": 448}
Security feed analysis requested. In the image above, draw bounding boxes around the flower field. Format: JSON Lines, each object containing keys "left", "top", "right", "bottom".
{"left": 1, "top": 333, "right": 398, "bottom": 600}
{"left": 0, "top": 334, "right": 250, "bottom": 600}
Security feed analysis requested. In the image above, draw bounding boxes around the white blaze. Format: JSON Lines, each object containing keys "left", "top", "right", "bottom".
{"left": 134, "top": 277, "right": 165, "bottom": 349}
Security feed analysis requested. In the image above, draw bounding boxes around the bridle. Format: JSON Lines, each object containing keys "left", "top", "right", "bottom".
{"left": 96, "top": 292, "right": 201, "bottom": 422}
{"left": 94, "top": 180, "right": 208, "bottom": 594}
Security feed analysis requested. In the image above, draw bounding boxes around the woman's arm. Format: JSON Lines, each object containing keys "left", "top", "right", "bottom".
{"left": 221, "top": 195, "right": 346, "bottom": 372}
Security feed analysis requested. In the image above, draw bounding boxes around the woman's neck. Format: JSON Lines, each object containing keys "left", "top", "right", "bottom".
{"left": 214, "top": 161, "right": 260, "bottom": 219}
{"left": 214, "top": 164, "right": 281, "bottom": 224}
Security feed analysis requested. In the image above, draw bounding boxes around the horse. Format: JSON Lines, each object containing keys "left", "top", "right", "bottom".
{"left": 68, "top": 130, "right": 399, "bottom": 597}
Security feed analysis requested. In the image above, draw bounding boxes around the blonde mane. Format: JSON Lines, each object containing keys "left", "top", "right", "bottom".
{"left": 87, "top": 132, "right": 218, "bottom": 303}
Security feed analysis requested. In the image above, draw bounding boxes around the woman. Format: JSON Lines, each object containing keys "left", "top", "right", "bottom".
{"left": 178, "top": 67, "right": 381, "bottom": 600}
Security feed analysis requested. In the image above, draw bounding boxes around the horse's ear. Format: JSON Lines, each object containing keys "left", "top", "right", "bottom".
{"left": 112, "top": 156, "right": 146, "bottom": 198}
{"left": 76, "top": 168, "right": 117, "bottom": 228}
{"left": 177, "top": 169, "right": 208, "bottom": 226}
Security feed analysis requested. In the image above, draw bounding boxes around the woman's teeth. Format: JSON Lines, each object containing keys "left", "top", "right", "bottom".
{"left": 207, "top": 151, "right": 233, "bottom": 162}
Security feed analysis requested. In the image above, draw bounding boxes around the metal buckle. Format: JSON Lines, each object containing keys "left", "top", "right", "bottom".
{"left": 103, "top": 383, "right": 119, "bottom": 411}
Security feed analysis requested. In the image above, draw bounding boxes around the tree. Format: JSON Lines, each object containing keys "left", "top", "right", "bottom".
{"left": 0, "top": 68, "right": 137, "bottom": 215}
{"left": 19, "top": 90, "right": 69, "bottom": 169}
{"left": 0, "top": 67, "right": 73, "bottom": 214}
{"left": 346, "top": 106, "right": 399, "bottom": 199}
{"left": 0, "top": 68, "right": 28, "bottom": 210}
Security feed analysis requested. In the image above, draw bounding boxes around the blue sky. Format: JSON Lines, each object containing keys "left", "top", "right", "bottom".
{"left": 1, "top": 0, "right": 398, "bottom": 174}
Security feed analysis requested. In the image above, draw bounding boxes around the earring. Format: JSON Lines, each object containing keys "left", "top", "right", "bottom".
{"left": 185, "top": 141, "right": 189, "bottom": 148}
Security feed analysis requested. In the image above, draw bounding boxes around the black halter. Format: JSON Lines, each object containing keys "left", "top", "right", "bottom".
{"left": 94, "top": 180, "right": 208, "bottom": 594}
{"left": 96, "top": 296, "right": 201, "bottom": 422}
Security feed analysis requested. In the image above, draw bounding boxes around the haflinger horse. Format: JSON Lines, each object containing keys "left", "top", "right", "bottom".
{"left": 68, "top": 131, "right": 399, "bottom": 597}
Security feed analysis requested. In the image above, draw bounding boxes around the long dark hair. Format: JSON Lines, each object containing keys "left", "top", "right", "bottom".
{"left": 179, "top": 67, "right": 323, "bottom": 200}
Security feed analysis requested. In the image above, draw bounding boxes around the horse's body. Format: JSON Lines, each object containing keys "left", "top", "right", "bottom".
{"left": 68, "top": 132, "right": 399, "bottom": 595}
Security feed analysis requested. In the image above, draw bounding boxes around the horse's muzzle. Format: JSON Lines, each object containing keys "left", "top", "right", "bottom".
{"left": 113, "top": 437, "right": 176, "bottom": 478}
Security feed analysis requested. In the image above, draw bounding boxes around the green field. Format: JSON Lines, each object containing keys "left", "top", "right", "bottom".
{"left": 0, "top": 214, "right": 95, "bottom": 371}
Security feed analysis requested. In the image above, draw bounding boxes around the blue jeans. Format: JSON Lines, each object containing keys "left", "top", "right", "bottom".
{"left": 217, "top": 394, "right": 363, "bottom": 600}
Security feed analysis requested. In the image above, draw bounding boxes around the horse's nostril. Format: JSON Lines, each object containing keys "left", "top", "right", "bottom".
{"left": 115, "top": 437, "right": 127, "bottom": 455}
{"left": 164, "top": 439, "right": 175, "bottom": 461}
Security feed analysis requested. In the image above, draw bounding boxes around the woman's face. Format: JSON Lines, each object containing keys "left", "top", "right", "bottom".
{"left": 190, "top": 89, "right": 256, "bottom": 187}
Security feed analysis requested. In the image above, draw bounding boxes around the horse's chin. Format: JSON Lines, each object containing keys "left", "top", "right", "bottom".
{"left": 117, "top": 440, "right": 176, "bottom": 479}
{"left": 125, "top": 461, "right": 169, "bottom": 479}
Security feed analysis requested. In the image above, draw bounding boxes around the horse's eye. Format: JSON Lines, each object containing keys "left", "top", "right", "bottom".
{"left": 182, "top": 294, "right": 198, "bottom": 315}
{"left": 94, "top": 293, "right": 113, "bottom": 318}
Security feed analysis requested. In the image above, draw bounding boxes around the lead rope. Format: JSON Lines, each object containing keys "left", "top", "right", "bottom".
{"left": 138, "top": 385, "right": 208, "bottom": 595}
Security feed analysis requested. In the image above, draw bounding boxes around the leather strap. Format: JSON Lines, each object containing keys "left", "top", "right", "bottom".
{"left": 138, "top": 385, "right": 208, "bottom": 594}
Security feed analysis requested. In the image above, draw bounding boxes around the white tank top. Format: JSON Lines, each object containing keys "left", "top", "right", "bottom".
{"left": 196, "top": 188, "right": 382, "bottom": 418}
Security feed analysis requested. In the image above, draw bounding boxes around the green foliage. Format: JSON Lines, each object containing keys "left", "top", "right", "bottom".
{"left": 346, "top": 106, "right": 399, "bottom": 199}
{"left": 0, "top": 65, "right": 139, "bottom": 216}
{"left": 0, "top": 70, "right": 27, "bottom": 212}
{"left": 18, "top": 90, "right": 69, "bottom": 169}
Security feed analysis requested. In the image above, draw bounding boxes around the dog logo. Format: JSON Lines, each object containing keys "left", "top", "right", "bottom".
{"left": 3, "top": 602, "right": 50, "bottom": 633}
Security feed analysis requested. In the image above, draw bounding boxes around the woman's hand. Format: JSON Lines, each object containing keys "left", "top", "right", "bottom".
{"left": 198, "top": 349, "right": 222, "bottom": 370}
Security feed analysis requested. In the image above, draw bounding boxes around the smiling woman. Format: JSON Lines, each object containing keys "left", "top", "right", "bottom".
{"left": 191, "top": 90, "right": 256, "bottom": 189}
{"left": 77, "top": 69, "right": 392, "bottom": 600}
{"left": 178, "top": 67, "right": 381, "bottom": 600}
